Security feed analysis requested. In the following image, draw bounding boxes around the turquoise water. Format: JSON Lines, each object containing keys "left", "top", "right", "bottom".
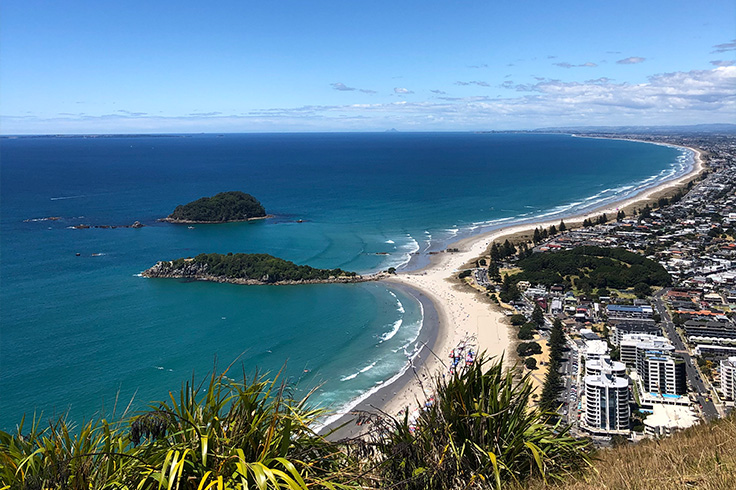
{"left": 0, "top": 133, "right": 689, "bottom": 429}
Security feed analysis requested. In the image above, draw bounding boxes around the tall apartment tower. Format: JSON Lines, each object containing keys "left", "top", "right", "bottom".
{"left": 721, "top": 357, "right": 736, "bottom": 401}
{"left": 584, "top": 365, "right": 630, "bottom": 434}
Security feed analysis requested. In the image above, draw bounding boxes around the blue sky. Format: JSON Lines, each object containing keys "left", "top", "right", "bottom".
{"left": 1, "top": 0, "right": 734, "bottom": 133}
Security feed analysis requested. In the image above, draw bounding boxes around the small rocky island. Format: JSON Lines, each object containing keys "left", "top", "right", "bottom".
{"left": 163, "top": 191, "right": 267, "bottom": 223}
{"left": 142, "top": 253, "right": 369, "bottom": 285}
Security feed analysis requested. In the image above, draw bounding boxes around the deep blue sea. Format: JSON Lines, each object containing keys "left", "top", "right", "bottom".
{"left": 0, "top": 133, "right": 690, "bottom": 430}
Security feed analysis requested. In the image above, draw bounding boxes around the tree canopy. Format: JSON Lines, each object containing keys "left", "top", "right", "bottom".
{"left": 168, "top": 191, "right": 266, "bottom": 222}
{"left": 511, "top": 246, "right": 671, "bottom": 290}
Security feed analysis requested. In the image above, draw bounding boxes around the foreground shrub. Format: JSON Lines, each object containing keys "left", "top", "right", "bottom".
{"left": 375, "top": 355, "right": 591, "bottom": 489}
{"left": 0, "top": 368, "right": 360, "bottom": 489}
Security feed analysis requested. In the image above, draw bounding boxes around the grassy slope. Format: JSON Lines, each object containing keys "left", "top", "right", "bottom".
{"left": 520, "top": 413, "right": 736, "bottom": 490}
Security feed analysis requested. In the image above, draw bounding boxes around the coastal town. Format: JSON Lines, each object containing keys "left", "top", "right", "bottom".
{"left": 469, "top": 131, "right": 736, "bottom": 442}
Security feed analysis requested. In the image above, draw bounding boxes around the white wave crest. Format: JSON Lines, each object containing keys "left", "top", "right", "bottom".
{"left": 379, "top": 319, "right": 403, "bottom": 342}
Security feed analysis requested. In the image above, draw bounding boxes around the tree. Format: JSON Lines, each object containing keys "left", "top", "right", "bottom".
{"left": 533, "top": 228, "right": 542, "bottom": 243}
{"left": 490, "top": 243, "right": 501, "bottom": 262}
{"left": 559, "top": 220, "right": 566, "bottom": 232}
{"left": 549, "top": 224, "right": 557, "bottom": 235}
{"left": 487, "top": 261, "right": 500, "bottom": 280}
{"left": 617, "top": 209, "right": 625, "bottom": 221}
{"left": 516, "top": 342, "right": 542, "bottom": 357}
{"left": 510, "top": 314, "right": 527, "bottom": 326}
{"left": 633, "top": 282, "right": 652, "bottom": 298}
{"left": 518, "top": 323, "right": 536, "bottom": 340}
{"left": 502, "top": 239, "right": 516, "bottom": 258}
{"left": 532, "top": 304, "right": 545, "bottom": 327}
{"left": 548, "top": 318, "right": 566, "bottom": 361}
{"left": 539, "top": 358, "right": 563, "bottom": 411}
{"left": 524, "top": 357, "right": 538, "bottom": 370}
{"left": 640, "top": 204, "right": 652, "bottom": 219}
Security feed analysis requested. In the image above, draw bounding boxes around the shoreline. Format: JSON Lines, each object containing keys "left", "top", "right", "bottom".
{"left": 323, "top": 141, "right": 704, "bottom": 438}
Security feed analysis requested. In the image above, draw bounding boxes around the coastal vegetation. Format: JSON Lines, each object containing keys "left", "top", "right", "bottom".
{"left": 166, "top": 191, "right": 267, "bottom": 223}
{"left": 539, "top": 319, "right": 567, "bottom": 412}
{"left": 143, "top": 252, "right": 358, "bottom": 284}
{"left": 0, "top": 356, "right": 593, "bottom": 489}
{"left": 510, "top": 246, "right": 671, "bottom": 291}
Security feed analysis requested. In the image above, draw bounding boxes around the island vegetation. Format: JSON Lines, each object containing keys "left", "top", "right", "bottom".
{"left": 165, "top": 191, "right": 267, "bottom": 223}
{"left": 143, "top": 252, "right": 361, "bottom": 285}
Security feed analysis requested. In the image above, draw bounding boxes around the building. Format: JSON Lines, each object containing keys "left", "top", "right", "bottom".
{"left": 607, "top": 304, "right": 653, "bottom": 320}
{"left": 721, "top": 357, "right": 736, "bottom": 401}
{"left": 619, "top": 334, "right": 675, "bottom": 367}
{"left": 586, "top": 355, "right": 626, "bottom": 377}
{"left": 583, "top": 339, "right": 609, "bottom": 361}
{"left": 583, "top": 367, "right": 630, "bottom": 434}
{"left": 694, "top": 344, "right": 736, "bottom": 357}
{"left": 684, "top": 320, "right": 736, "bottom": 341}
{"left": 639, "top": 353, "right": 687, "bottom": 396}
{"left": 611, "top": 320, "right": 661, "bottom": 346}
{"left": 643, "top": 404, "right": 699, "bottom": 437}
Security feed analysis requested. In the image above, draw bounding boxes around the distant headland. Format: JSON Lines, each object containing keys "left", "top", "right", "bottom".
{"left": 141, "top": 252, "right": 374, "bottom": 285}
{"left": 162, "top": 191, "right": 268, "bottom": 224}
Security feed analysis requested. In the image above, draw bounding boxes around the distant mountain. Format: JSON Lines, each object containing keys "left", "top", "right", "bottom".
{"left": 531, "top": 123, "right": 736, "bottom": 135}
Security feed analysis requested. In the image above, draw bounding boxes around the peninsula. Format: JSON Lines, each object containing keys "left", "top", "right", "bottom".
{"left": 163, "top": 191, "right": 267, "bottom": 223}
{"left": 142, "top": 252, "right": 366, "bottom": 285}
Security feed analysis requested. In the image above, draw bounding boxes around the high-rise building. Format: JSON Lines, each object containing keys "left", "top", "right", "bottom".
{"left": 584, "top": 366, "right": 630, "bottom": 434}
{"left": 639, "top": 353, "right": 687, "bottom": 396}
{"left": 721, "top": 357, "right": 736, "bottom": 401}
{"left": 586, "top": 355, "right": 626, "bottom": 377}
{"left": 619, "top": 333, "right": 674, "bottom": 367}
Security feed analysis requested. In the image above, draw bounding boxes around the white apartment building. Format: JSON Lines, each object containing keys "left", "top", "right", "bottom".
{"left": 720, "top": 356, "right": 736, "bottom": 401}
{"left": 639, "top": 353, "right": 687, "bottom": 396}
{"left": 586, "top": 355, "right": 626, "bottom": 377}
{"left": 584, "top": 367, "right": 630, "bottom": 434}
{"left": 620, "top": 334, "right": 675, "bottom": 367}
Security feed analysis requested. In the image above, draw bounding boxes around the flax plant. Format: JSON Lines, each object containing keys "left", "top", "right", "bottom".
{"left": 0, "top": 368, "right": 362, "bottom": 490}
{"left": 376, "top": 355, "right": 592, "bottom": 490}
{"left": 127, "top": 368, "right": 361, "bottom": 489}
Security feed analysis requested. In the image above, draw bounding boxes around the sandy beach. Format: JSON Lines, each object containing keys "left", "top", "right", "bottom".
{"left": 324, "top": 143, "right": 703, "bottom": 439}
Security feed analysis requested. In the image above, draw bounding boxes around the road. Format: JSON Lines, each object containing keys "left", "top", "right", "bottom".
{"left": 653, "top": 288, "right": 720, "bottom": 420}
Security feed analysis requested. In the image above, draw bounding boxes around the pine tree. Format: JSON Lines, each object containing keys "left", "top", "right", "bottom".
{"left": 533, "top": 228, "right": 541, "bottom": 243}
{"left": 532, "top": 304, "right": 544, "bottom": 327}
{"left": 503, "top": 239, "right": 515, "bottom": 258}
{"left": 549, "top": 224, "right": 557, "bottom": 235}
{"left": 487, "top": 261, "right": 500, "bottom": 280}
{"left": 490, "top": 243, "right": 500, "bottom": 262}
{"left": 559, "top": 220, "right": 566, "bottom": 232}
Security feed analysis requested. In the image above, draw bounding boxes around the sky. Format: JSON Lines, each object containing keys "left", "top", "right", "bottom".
{"left": 1, "top": 0, "right": 734, "bottom": 134}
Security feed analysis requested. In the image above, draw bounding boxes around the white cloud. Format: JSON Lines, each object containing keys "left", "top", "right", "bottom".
{"left": 617, "top": 56, "right": 646, "bottom": 64}
{"left": 331, "top": 82, "right": 355, "bottom": 91}
{"left": 4, "top": 67, "right": 734, "bottom": 133}
{"left": 554, "top": 61, "right": 598, "bottom": 68}
{"left": 455, "top": 80, "right": 491, "bottom": 87}
{"left": 394, "top": 87, "right": 414, "bottom": 94}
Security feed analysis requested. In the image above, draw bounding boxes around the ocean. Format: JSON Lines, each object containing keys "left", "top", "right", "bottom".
{"left": 0, "top": 132, "right": 690, "bottom": 430}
